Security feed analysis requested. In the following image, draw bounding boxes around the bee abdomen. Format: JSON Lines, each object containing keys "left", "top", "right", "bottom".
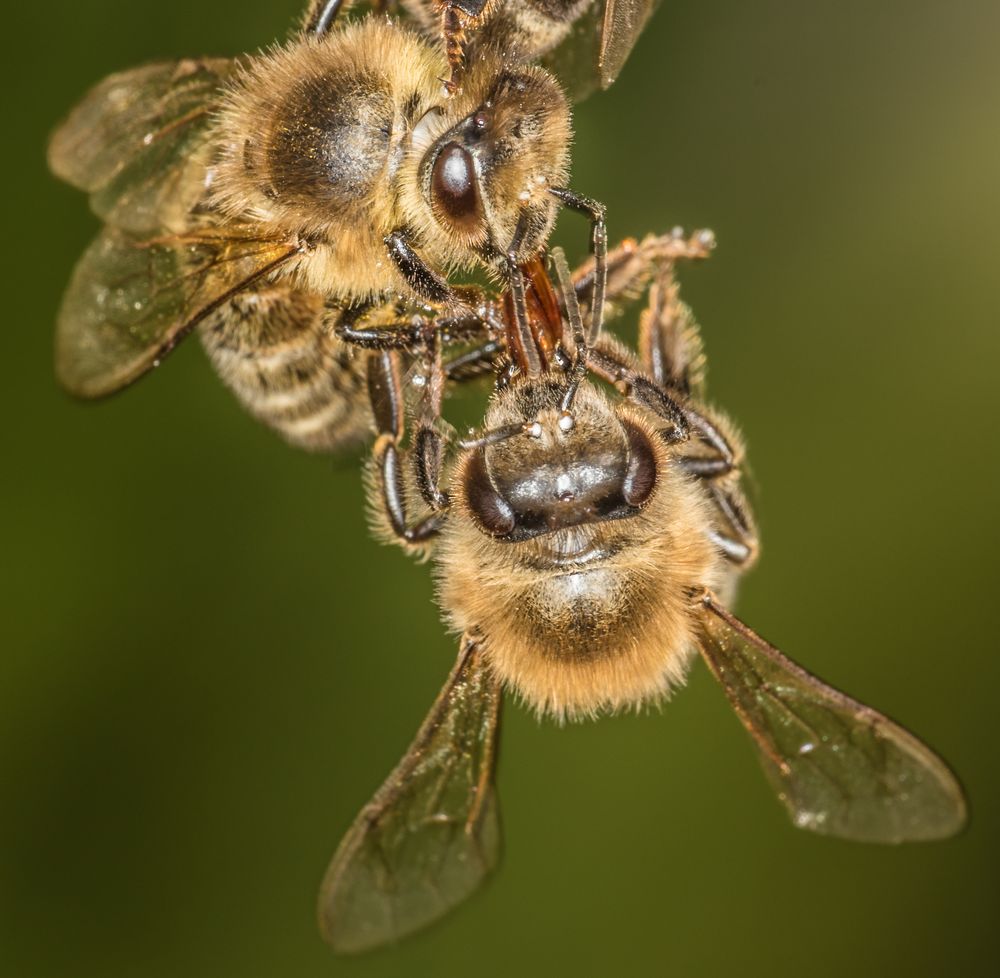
{"left": 199, "top": 287, "right": 370, "bottom": 452}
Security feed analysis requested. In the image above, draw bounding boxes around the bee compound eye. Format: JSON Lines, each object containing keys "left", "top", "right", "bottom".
{"left": 621, "top": 420, "right": 659, "bottom": 507}
{"left": 431, "top": 142, "right": 484, "bottom": 234}
{"left": 464, "top": 450, "right": 516, "bottom": 537}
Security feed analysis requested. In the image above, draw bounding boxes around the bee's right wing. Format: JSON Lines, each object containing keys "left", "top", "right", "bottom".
{"left": 48, "top": 59, "right": 235, "bottom": 234}
{"left": 318, "top": 635, "right": 503, "bottom": 954}
{"left": 56, "top": 227, "right": 302, "bottom": 398}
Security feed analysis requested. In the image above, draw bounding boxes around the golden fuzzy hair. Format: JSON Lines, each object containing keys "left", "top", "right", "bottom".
{"left": 436, "top": 390, "right": 729, "bottom": 721}
{"left": 210, "top": 19, "right": 447, "bottom": 301}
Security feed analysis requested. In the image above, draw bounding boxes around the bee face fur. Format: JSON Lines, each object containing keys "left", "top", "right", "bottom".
{"left": 438, "top": 377, "right": 726, "bottom": 720}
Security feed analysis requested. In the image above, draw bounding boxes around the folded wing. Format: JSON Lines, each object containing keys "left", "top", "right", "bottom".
{"left": 55, "top": 227, "right": 301, "bottom": 398}
{"left": 696, "top": 592, "right": 967, "bottom": 843}
{"left": 318, "top": 635, "right": 502, "bottom": 954}
{"left": 48, "top": 59, "right": 235, "bottom": 234}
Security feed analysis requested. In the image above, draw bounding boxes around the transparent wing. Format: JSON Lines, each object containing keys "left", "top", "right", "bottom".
{"left": 48, "top": 59, "right": 234, "bottom": 233}
{"left": 395, "top": 0, "right": 659, "bottom": 102}
{"left": 55, "top": 227, "right": 301, "bottom": 398}
{"left": 318, "top": 636, "right": 502, "bottom": 954}
{"left": 695, "top": 593, "right": 967, "bottom": 843}
{"left": 542, "top": 0, "right": 662, "bottom": 101}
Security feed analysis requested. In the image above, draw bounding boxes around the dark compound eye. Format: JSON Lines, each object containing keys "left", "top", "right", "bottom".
{"left": 464, "top": 450, "right": 516, "bottom": 538}
{"left": 431, "top": 142, "right": 484, "bottom": 234}
{"left": 621, "top": 420, "right": 659, "bottom": 507}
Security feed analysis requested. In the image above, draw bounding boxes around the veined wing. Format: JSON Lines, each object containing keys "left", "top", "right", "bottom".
{"left": 55, "top": 227, "right": 302, "bottom": 398}
{"left": 318, "top": 636, "right": 502, "bottom": 954}
{"left": 598, "top": 0, "right": 662, "bottom": 88}
{"left": 542, "top": 0, "right": 662, "bottom": 100}
{"left": 395, "top": 0, "right": 661, "bottom": 102}
{"left": 48, "top": 59, "right": 235, "bottom": 234}
{"left": 695, "top": 592, "right": 967, "bottom": 843}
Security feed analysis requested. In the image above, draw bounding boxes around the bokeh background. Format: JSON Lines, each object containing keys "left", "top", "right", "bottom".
{"left": 4, "top": 1, "right": 998, "bottom": 975}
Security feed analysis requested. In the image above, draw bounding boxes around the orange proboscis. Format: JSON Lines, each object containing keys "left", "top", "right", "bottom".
{"left": 502, "top": 256, "right": 564, "bottom": 375}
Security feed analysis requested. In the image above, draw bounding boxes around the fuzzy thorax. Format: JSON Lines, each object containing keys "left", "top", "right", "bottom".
{"left": 209, "top": 20, "right": 446, "bottom": 301}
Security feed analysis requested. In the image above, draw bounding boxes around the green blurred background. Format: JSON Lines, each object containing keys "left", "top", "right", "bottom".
{"left": 4, "top": 1, "right": 998, "bottom": 975}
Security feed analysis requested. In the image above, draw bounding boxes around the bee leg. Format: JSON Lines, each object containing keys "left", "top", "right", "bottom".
{"left": 367, "top": 351, "right": 446, "bottom": 546}
{"left": 385, "top": 231, "right": 453, "bottom": 304}
{"left": 587, "top": 343, "right": 690, "bottom": 444}
{"left": 436, "top": 0, "right": 500, "bottom": 93}
{"left": 444, "top": 340, "right": 503, "bottom": 382}
{"left": 571, "top": 237, "right": 642, "bottom": 315}
{"left": 674, "top": 408, "right": 739, "bottom": 477}
{"left": 572, "top": 229, "right": 714, "bottom": 342}
{"left": 411, "top": 330, "right": 452, "bottom": 513}
{"left": 548, "top": 188, "right": 607, "bottom": 343}
{"left": 337, "top": 312, "right": 492, "bottom": 353}
{"left": 636, "top": 237, "right": 713, "bottom": 395}
{"left": 304, "top": 0, "right": 349, "bottom": 35}
{"left": 676, "top": 409, "right": 758, "bottom": 567}
{"left": 704, "top": 481, "right": 758, "bottom": 567}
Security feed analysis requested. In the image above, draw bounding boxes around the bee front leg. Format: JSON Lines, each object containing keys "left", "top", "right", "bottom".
{"left": 443, "top": 340, "right": 503, "bottom": 382}
{"left": 384, "top": 231, "right": 453, "bottom": 305}
{"left": 587, "top": 342, "right": 690, "bottom": 445}
{"left": 411, "top": 330, "right": 452, "bottom": 513}
{"left": 367, "top": 351, "right": 446, "bottom": 547}
{"left": 676, "top": 408, "right": 758, "bottom": 567}
{"left": 436, "top": 0, "right": 501, "bottom": 94}
{"left": 548, "top": 188, "right": 607, "bottom": 344}
{"left": 635, "top": 230, "right": 715, "bottom": 395}
{"left": 704, "top": 481, "right": 758, "bottom": 568}
{"left": 571, "top": 228, "right": 715, "bottom": 341}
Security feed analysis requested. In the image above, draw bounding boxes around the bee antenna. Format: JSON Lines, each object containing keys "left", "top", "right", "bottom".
{"left": 458, "top": 422, "right": 531, "bottom": 451}
{"left": 550, "top": 247, "right": 587, "bottom": 416}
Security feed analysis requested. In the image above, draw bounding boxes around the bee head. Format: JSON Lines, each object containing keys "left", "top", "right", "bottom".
{"left": 419, "top": 65, "right": 571, "bottom": 260}
{"left": 459, "top": 380, "right": 662, "bottom": 542}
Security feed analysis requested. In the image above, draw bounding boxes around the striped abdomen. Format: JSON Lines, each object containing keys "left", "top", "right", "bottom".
{"left": 199, "top": 285, "right": 370, "bottom": 451}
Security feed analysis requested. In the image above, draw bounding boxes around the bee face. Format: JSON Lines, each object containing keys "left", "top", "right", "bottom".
{"left": 462, "top": 380, "right": 659, "bottom": 540}
{"left": 440, "top": 376, "right": 723, "bottom": 719}
{"left": 419, "top": 65, "right": 571, "bottom": 258}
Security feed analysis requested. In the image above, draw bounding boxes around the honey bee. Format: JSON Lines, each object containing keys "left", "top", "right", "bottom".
{"left": 49, "top": 1, "right": 607, "bottom": 450}
{"left": 317, "top": 237, "right": 967, "bottom": 953}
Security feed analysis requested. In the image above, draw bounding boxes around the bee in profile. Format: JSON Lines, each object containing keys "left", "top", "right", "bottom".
{"left": 318, "top": 236, "right": 967, "bottom": 953}
{"left": 49, "top": 0, "right": 607, "bottom": 450}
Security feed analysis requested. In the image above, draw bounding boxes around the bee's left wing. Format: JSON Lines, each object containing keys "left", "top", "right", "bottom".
{"left": 56, "top": 227, "right": 302, "bottom": 398}
{"left": 318, "top": 635, "right": 502, "bottom": 954}
{"left": 48, "top": 59, "right": 235, "bottom": 234}
{"left": 695, "top": 592, "right": 967, "bottom": 843}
